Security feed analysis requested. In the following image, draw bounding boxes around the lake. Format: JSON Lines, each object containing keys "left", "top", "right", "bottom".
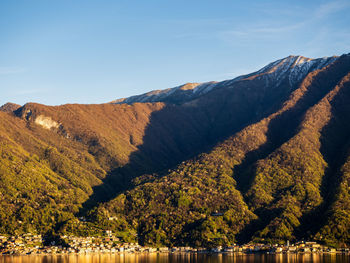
{"left": 1, "top": 253, "right": 350, "bottom": 263}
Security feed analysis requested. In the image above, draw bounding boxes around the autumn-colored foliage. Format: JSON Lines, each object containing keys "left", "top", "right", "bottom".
{"left": 0, "top": 54, "right": 349, "bottom": 246}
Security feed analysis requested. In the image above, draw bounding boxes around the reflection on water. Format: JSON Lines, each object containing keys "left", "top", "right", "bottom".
{"left": 0, "top": 253, "right": 350, "bottom": 263}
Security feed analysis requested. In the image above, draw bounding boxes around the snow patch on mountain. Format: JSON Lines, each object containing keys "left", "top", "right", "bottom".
{"left": 111, "top": 55, "right": 339, "bottom": 105}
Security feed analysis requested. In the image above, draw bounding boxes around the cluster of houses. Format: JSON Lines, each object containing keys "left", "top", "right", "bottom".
{"left": 0, "top": 233, "right": 44, "bottom": 255}
{"left": 0, "top": 233, "right": 349, "bottom": 255}
{"left": 223, "top": 242, "right": 349, "bottom": 254}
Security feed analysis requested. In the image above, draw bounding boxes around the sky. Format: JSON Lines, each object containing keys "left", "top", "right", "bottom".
{"left": 0, "top": 0, "right": 349, "bottom": 106}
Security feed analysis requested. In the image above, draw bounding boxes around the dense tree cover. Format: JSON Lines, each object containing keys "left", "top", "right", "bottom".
{"left": 0, "top": 140, "right": 83, "bottom": 235}
{"left": 96, "top": 57, "right": 350, "bottom": 246}
{"left": 101, "top": 156, "right": 256, "bottom": 247}
{"left": 0, "top": 85, "right": 271, "bottom": 242}
{"left": 0, "top": 54, "right": 349, "bottom": 247}
{"left": 315, "top": 155, "right": 350, "bottom": 247}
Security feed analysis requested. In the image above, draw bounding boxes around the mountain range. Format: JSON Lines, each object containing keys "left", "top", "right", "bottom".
{"left": 0, "top": 53, "right": 349, "bottom": 247}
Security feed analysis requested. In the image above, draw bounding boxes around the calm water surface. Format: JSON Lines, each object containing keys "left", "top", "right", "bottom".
{"left": 1, "top": 253, "right": 350, "bottom": 263}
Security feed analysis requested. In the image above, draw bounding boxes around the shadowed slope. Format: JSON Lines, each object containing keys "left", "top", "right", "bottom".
{"left": 97, "top": 54, "right": 350, "bottom": 246}
{"left": 0, "top": 54, "right": 348, "bottom": 247}
{"left": 242, "top": 55, "right": 350, "bottom": 243}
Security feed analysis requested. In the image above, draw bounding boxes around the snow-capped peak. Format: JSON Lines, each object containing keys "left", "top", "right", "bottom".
{"left": 228, "top": 55, "right": 338, "bottom": 87}
{"left": 111, "top": 54, "right": 339, "bottom": 105}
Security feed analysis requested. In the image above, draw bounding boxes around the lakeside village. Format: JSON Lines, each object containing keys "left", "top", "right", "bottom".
{"left": 0, "top": 232, "right": 350, "bottom": 255}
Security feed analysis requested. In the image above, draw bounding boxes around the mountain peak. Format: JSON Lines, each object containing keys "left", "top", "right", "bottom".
{"left": 234, "top": 54, "right": 339, "bottom": 87}
{"left": 111, "top": 54, "right": 340, "bottom": 105}
{"left": 1, "top": 53, "right": 350, "bottom": 247}
{"left": 0, "top": 102, "right": 21, "bottom": 113}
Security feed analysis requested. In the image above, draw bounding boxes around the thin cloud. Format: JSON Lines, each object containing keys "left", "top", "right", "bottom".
{"left": 168, "top": 18, "right": 229, "bottom": 27}
{"left": 218, "top": 0, "right": 350, "bottom": 43}
{"left": 314, "top": 0, "right": 350, "bottom": 19}
{"left": 172, "top": 32, "right": 212, "bottom": 40}
{"left": 0, "top": 67, "right": 26, "bottom": 75}
{"left": 221, "top": 22, "right": 305, "bottom": 39}
{"left": 252, "top": 23, "right": 306, "bottom": 34}
{"left": 170, "top": 1, "right": 349, "bottom": 42}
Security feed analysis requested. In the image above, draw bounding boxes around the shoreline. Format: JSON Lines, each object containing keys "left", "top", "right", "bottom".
{"left": 1, "top": 249, "right": 350, "bottom": 256}
{"left": 1, "top": 234, "right": 349, "bottom": 256}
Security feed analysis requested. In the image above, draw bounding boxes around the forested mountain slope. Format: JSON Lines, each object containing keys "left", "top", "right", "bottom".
{"left": 97, "top": 54, "right": 350, "bottom": 247}
{"left": 0, "top": 54, "right": 349, "bottom": 247}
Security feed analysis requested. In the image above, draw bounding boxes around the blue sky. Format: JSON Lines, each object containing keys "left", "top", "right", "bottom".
{"left": 1, "top": 0, "right": 349, "bottom": 106}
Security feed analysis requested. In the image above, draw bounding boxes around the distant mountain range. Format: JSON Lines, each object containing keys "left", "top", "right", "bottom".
{"left": 0, "top": 53, "right": 349, "bottom": 247}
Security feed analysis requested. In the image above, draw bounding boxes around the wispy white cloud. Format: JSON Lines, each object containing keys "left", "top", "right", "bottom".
{"left": 314, "top": 0, "right": 350, "bottom": 19}
{"left": 218, "top": 0, "right": 350, "bottom": 44}
{"left": 169, "top": 1, "right": 350, "bottom": 43}
{"left": 0, "top": 67, "right": 26, "bottom": 75}
{"left": 220, "top": 22, "right": 305, "bottom": 39}
{"left": 172, "top": 32, "right": 212, "bottom": 40}
{"left": 252, "top": 22, "right": 306, "bottom": 34}
{"left": 168, "top": 18, "right": 229, "bottom": 27}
